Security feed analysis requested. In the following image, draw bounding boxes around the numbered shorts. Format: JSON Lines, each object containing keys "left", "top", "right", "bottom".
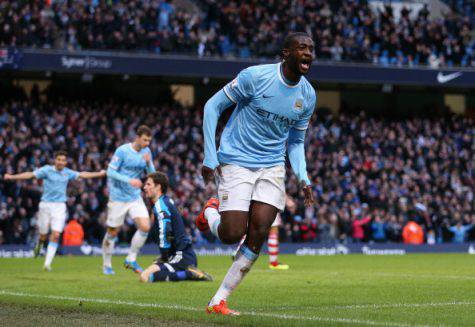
{"left": 107, "top": 198, "right": 149, "bottom": 228}
{"left": 216, "top": 165, "right": 286, "bottom": 212}
{"left": 37, "top": 202, "right": 68, "bottom": 234}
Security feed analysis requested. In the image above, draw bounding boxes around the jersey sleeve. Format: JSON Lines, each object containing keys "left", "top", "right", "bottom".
{"left": 33, "top": 166, "right": 48, "bottom": 180}
{"left": 66, "top": 168, "right": 80, "bottom": 180}
{"left": 108, "top": 147, "right": 124, "bottom": 171}
{"left": 293, "top": 90, "right": 316, "bottom": 131}
{"left": 146, "top": 148, "right": 155, "bottom": 173}
{"left": 223, "top": 68, "right": 255, "bottom": 103}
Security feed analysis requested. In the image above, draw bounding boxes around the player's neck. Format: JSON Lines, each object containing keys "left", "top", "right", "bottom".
{"left": 152, "top": 192, "right": 163, "bottom": 203}
{"left": 281, "top": 62, "right": 301, "bottom": 85}
{"left": 131, "top": 141, "right": 142, "bottom": 152}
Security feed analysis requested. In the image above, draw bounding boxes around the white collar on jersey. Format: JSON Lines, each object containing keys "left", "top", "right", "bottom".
{"left": 277, "top": 62, "right": 300, "bottom": 88}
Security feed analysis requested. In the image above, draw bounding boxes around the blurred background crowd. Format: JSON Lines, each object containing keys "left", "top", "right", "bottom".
{"left": 0, "top": 90, "right": 473, "bottom": 246}
{"left": 0, "top": 0, "right": 474, "bottom": 67}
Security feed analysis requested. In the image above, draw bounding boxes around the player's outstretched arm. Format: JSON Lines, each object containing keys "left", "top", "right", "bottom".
{"left": 107, "top": 167, "right": 142, "bottom": 188}
{"left": 3, "top": 172, "right": 36, "bottom": 181}
{"left": 78, "top": 170, "right": 106, "bottom": 179}
{"left": 202, "top": 89, "right": 234, "bottom": 182}
{"left": 288, "top": 128, "right": 314, "bottom": 206}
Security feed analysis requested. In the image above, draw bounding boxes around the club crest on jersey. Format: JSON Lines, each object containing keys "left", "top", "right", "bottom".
{"left": 294, "top": 99, "right": 303, "bottom": 110}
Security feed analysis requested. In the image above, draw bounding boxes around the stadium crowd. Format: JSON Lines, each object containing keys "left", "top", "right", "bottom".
{"left": 0, "top": 0, "right": 474, "bottom": 67}
{"left": 0, "top": 96, "right": 473, "bottom": 246}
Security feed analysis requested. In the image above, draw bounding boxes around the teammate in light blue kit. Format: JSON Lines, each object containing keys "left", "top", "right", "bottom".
{"left": 4, "top": 150, "right": 105, "bottom": 271}
{"left": 102, "top": 125, "right": 156, "bottom": 275}
{"left": 195, "top": 32, "right": 317, "bottom": 314}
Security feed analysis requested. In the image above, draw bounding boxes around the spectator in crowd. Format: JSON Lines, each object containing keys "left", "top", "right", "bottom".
{"left": 371, "top": 215, "right": 387, "bottom": 242}
{"left": 385, "top": 214, "right": 402, "bottom": 242}
{"left": 447, "top": 221, "right": 474, "bottom": 243}
{"left": 62, "top": 217, "right": 84, "bottom": 247}
{"left": 351, "top": 204, "right": 372, "bottom": 243}
{"left": 402, "top": 221, "right": 424, "bottom": 244}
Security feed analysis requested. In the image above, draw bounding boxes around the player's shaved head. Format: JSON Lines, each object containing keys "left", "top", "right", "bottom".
{"left": 282, "top": 32, "right": 312, "bottom": 50}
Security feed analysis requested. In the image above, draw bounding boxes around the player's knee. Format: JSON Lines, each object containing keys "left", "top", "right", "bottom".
{"left": 139, "top": 224, "right": 150, "bottom": 233}
{"left": 107, "top": 227, "right": 118, "bottom": 237}
{"left": 253, "top": 224, "right": 270, "bottom": 239}
{"left": 50, "top": 232, "right": 60, "bottom": 243}
{"left": 220, "top": 229, "right": 245, "bottom": 244}
{"left": 139, "top": 272, "right": 149, "bottom": 283}
{"left": 136, "top": 218, "right": 150, "bottom": 232}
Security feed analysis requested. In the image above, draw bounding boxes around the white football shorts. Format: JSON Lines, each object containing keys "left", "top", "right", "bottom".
{"left": 37, "top": 201, "right": 68, "bottom": 234}
{"left": 216, "top": 164, "right": 286, "bottom": 212}
{"left": 106, "top": 197, "right": 149, "bottom": 228}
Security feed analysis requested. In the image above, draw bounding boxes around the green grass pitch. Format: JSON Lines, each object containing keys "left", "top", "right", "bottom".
{"left": 0, "top": 254, "right": 474, "bottom": 326}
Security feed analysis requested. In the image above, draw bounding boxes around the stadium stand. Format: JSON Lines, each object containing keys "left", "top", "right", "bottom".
{"left": 0, "top": 94, "right": 473, "bottom": 245}
{"left": 0, "top": 0, "right": 474, "bottom": 67}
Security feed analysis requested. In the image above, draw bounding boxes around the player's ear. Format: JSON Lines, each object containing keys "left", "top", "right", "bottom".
{"left": 282, "top": 48, "right": 289, "bottom": 61}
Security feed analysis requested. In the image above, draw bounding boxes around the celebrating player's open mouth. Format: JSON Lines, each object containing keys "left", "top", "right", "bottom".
{"left": 299, "top": 58, "right": 311, "bottom": 73}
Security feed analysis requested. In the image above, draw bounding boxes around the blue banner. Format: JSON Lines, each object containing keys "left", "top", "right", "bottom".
{"left": 12, "top": 49, "right": 475, "bottom": 87}
{"left": 1, "top": 243, "right": 474, "bottom": 258}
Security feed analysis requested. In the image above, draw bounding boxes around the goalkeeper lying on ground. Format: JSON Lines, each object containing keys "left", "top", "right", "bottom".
{"left": 140, "top": 172, "right": 212, "bottom": 283}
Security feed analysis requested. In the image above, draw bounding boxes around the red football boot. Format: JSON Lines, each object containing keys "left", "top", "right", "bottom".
{"left": 206, "top": 300, "right": 240, "bottom": 316}
{"left": 195, "top": 197, "right": 219, "bottom": 232}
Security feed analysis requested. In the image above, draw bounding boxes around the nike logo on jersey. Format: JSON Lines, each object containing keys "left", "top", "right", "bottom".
{"left": 262, "top": 94, "right": 273, "bottom": 98}
{"left": 437, "top": 72, "right": 462, "bottom": 84}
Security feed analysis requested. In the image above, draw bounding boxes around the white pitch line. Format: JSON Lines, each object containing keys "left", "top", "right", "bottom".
{"left": 333, "top": 301, "right": 475, "bottom": 310}
{"left": 0, "top": 289, "right": 424, "bottom": 327}
{"left": 374, "top": 273, "right": 475, "bottom": 281}
{"left": 268, "top": 301, "right": 475, "bottom": 312}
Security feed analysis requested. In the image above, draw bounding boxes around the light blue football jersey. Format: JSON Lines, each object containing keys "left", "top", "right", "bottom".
{"left": 218, "top": 62, "right": 316, "bottom": 168}
{"left": 33, "top": 165, "right": 79, "bottom": 202}
{"left": 107, "top": 143, "right": 155, "bottom": 202}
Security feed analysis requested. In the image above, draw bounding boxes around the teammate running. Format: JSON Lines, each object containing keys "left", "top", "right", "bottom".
{"left": 139, "top": 172, "right": 212, "bottom": 283}
{"left": 102, "top": 125, "right": 155, "bottom": 275}
{"left": 196, "top": 32, "right": 316, "bottom": 315}
{"left": 4, "top": 150, "right": 105, "bottom": 271}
